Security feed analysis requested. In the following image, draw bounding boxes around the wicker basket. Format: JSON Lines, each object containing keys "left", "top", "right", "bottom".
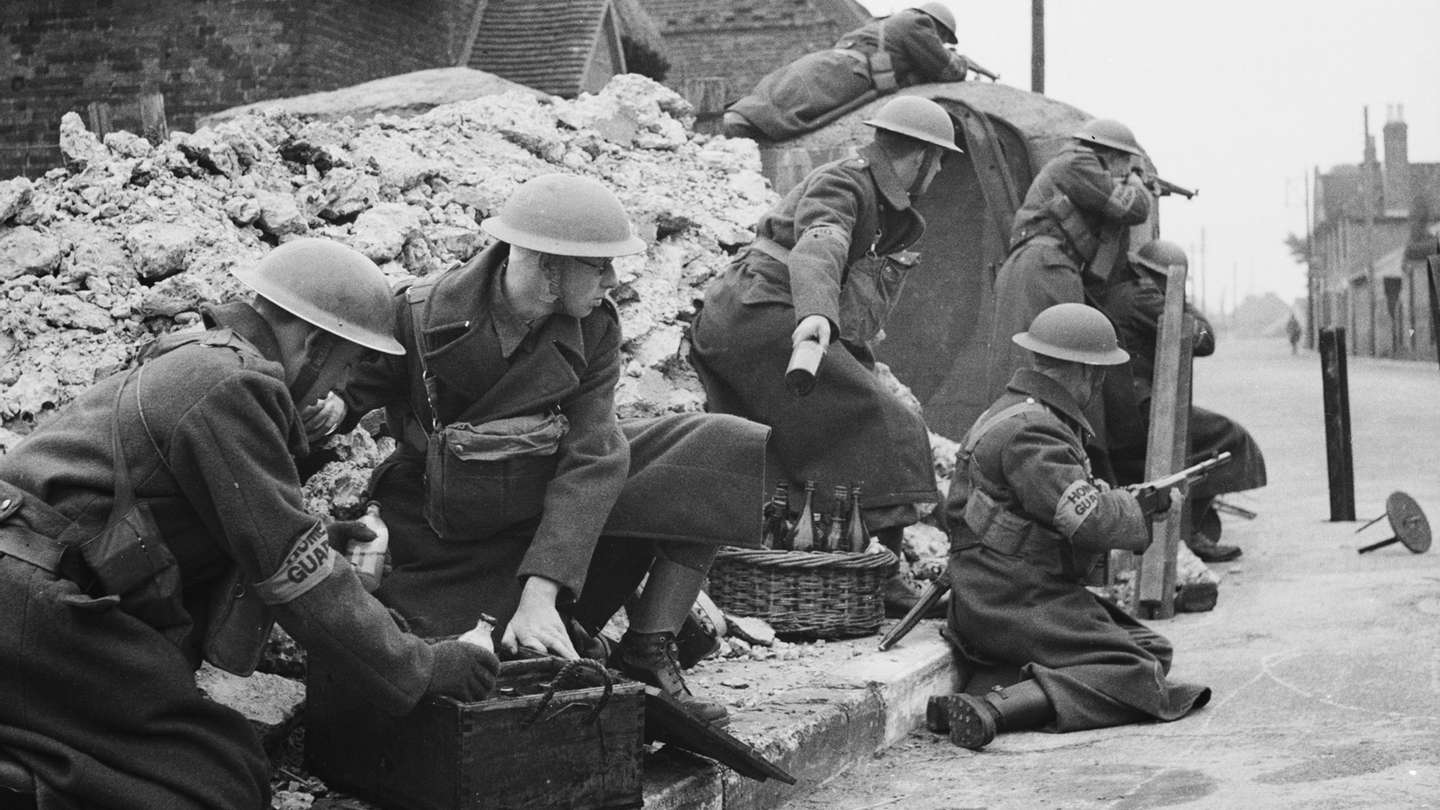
{"left": 707, "top": 546, "right": 899, "bottom": 639}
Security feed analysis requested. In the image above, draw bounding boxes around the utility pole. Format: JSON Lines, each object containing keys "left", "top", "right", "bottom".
{"left": 1031, "top": 0, "right": 1045, "bottom": 94}
{"left": 1305, "top": 166, "right": 1317, "bottom": 349}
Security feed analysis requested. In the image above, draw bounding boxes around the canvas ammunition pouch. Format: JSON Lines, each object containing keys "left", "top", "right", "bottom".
{"left": 1010, "top": 194, "right": 1096, "bottom": 266}
{"left": 404, "top": 280, "right": 570, "bottom": 542}
{"left": 836, "top": 21, "right": 897, "bottom": 91}
{"left": 422, "top": 412, "right": 569, "bottom": 541}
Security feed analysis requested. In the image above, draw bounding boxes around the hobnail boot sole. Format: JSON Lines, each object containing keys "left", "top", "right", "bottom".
{"left": 943, "top": 694, "right": 997, "bottom": 750}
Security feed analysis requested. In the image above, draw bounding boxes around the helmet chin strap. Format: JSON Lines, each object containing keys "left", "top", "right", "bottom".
{"left": 288, "top": 329, "right": 338, "bottom": 405}
{"left": 908, "top": 146, "right": 938, "bottom": 198}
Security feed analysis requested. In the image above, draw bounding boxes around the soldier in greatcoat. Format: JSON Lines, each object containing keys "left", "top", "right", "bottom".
{"left": 0, "top": 240, "right": 500, "bottom": 808}
{"left": 722, "top": 3, "right": 973, "bottom": 142}
{"left": 931, "top": 304, "right": 1211, "bottom": 750}
{"left": 1098, "top": 239, "right": 1268, "bottom": 562}
{"left": 327, "top": 174, "right": 769, "bottom": 726}
{"left": 690, "top": 95, "right": 961, "bottom": 614}
{"left": 983, "top": 117, "right": 1156, "bottom": 478}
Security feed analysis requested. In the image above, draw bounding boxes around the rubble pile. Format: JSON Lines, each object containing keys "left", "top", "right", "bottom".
{"left": 0, "top": 74, "right": 773, "bottom": 466}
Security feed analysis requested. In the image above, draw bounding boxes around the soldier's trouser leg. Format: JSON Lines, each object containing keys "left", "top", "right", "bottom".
{"left": 614, "top": 542, "right": 728, "bottom": 725}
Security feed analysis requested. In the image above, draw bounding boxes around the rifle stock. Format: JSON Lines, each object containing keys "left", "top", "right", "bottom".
{"left": 877, "top": 578, "right": 950, "bottom": 651}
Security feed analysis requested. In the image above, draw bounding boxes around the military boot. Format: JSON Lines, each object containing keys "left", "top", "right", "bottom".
{"left": 616, "top": 631, "right": 729, "bottom": 727}
{"left": 926, "top": 679, "right": 1055, "bottom": 750}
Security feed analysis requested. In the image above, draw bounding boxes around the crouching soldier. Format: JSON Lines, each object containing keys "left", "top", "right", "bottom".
{"left": 931, "top": 304, "right": 1211, "bottom": 750}
{"left": 324, "top": 174, "right": 770, "bottom": 726}
{"left": 0, "top": 239, "right": 500, "bottom": 809}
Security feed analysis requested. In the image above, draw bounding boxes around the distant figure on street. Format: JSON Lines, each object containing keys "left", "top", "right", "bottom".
{"left": 1286, "top": 312, "right": 1302, "bottom": 354}
{"left": 691, "top": 96, "right": 962, "bottom": 617}
{"left": 931, "top": 304, "right": 1211, "bottom": 751}
{"left": 721, "top": 3, "right": 974, "bottom": 142}
{"left": 1098, "top": 240, "right": 1268, "bottom": 563}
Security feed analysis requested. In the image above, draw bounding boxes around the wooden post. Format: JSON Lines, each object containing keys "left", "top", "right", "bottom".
{"left": 1426, "top": 249, "right": 1440, "bottom": 371}
{"left": 1031, "top": 0, "right": 1045, "bottom": 94}
{"left": 138, "top": 92, "right": 168, "bottom": 144}
{"left": 678, "top": 77, "right": 730, "bottom": 135}
{"left": 86, "top": 101, "right": 112, "bottom": 137}
{"left": 1134, "top": 263, "right": 1192, "bottom": 619}
{"left": 1319, "top": 327, "right": 1356, "bottom": 520}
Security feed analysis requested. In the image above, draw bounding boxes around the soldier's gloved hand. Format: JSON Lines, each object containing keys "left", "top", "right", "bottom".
{"left": 1132, "top": 486, "right": 1173, "bottom": 517}
{"left": 425, "top": 639, "right": 501, "bottom": 702}
{"left": 325, "top": 520, "right": 376, "bottom": 552}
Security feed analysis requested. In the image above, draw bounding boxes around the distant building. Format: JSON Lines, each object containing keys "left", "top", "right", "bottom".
{"left": 637, "top": 0, "right": 872, "bottom": 128}
{"left": 1310, "top": 104, "right": 1440, "bottom": 361}
{"left": 0, "top": 0, "right": 662, "bottom": 178}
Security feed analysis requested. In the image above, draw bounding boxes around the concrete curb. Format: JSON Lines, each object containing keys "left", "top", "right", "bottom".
{"left": 644, "top": 623, "right": 961, "bottom": 810}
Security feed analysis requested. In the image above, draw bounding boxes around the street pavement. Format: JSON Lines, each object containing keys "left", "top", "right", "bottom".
{"left": 779, "top": 335, "right": 1440, "bottom": 810}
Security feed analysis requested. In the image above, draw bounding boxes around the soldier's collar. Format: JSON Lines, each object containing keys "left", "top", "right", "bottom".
{"left": 858, "top": 143, "right": 913, "bottom": 211}
{"left": 202, "top": 302, "right": 281, "bottom": 362}
{"left": 1006, "top": 368, "right": 1095, "bottom": 439}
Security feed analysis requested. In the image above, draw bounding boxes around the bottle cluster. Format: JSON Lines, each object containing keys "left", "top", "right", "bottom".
{"left": 761, "top": 480, "right": 879, "bottom": 553}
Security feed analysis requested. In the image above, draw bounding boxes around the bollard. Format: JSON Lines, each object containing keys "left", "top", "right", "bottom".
{"left": 1319, "top": 327, "right": 1355, "bottom": 521}
{"left": 1355, "top": 492, "right": 1431, "bottom": 554}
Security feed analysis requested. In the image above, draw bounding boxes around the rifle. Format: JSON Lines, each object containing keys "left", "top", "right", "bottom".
{"left": 1132, "top": 168, "right": 1198, "bottom": 199}
{"left": 945, "top": 47, "right": 999, "bottom": 81}
{"left": 1127, "top": 452, "right": 1232, "bottom": 501}
{"left": 877, "top": 577, "right": 950, "bottom": 651}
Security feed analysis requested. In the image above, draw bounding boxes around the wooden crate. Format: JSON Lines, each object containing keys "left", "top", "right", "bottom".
{"left": 306, "top": 657, "right": 645, "bottom": 810}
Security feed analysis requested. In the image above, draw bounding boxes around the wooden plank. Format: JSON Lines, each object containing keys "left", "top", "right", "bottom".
{"left": 138, "top": 92, "right": 168, "bottom": 144}
{"left": 1134, "top": 264, "right": 1192, "bottom": 618}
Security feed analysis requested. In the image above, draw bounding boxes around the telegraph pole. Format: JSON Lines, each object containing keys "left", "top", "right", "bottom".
{"left": 1031, "top": 0, "right": 1045, "bottom": 94}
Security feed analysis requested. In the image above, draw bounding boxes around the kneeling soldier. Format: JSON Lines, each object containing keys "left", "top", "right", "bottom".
{"left": 932, "top": 303, "right": 1211, "bottom": 750}
{"left": 0, "top": 240, "right": 500, "bottom": 808}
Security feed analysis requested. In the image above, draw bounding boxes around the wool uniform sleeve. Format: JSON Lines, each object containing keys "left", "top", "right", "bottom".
{"left": 517, "top": 312, "right": 630, "bottom": 599}
{"left": 886, "top": 12, "right": 960, "bottom": 82}
{"left": 786, "top": 168, "right": 863, "bottom": 334}
{"left": 1000, "top": 415, "right": 1150, "bottom": 553}
{"left": 165, "top": 369, "right": 436, "bottom": 714}
{"left": 1054, "top": 149, "right": 1152, "bottom": 226}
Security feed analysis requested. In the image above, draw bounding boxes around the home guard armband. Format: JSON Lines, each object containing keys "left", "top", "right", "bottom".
{"left": 1053, "top": 480, "right": 1101, "bottom": 539}
{"left": 254, "top": 521, "right": 337, "bottom": 605}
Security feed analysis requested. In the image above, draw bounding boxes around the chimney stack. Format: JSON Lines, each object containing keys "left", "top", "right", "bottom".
{"left": 1383, "top": 103, "right": 1411, "bottom": 214}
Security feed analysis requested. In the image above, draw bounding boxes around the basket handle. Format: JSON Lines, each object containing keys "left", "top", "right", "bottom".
{"left": 521, "top": 659, "right": 613, "bottom": 727}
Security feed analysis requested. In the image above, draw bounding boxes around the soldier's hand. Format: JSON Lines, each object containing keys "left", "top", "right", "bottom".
{"left": 324, "top": 519, "right": 376, "bottom": 551}
{"left": 425, "top": 639, "right": 501, "bottom": 702}
{"left": 301, "top": 391, "right": 347, "bottom": 442}
{"left": 792, "top": 314, "right": 832, "bottom": 348}
{"left": 501, "top": 577, "right": 579, "bottom": 660}
{"left": 1132, "top": 486, "right": 1173, "bottom": 517}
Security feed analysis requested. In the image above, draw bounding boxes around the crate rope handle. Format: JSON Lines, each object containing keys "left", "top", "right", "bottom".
{"left": 522, "top": 659, "right": 613, "bottom": 728}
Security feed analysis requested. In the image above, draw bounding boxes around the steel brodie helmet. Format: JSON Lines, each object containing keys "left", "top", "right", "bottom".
{"left": 863, "top": 95, "right": 963, "bottom": 153}
{"left": 1073, "top": 118, "right": 1143, "bottom": 157}
{"left": 915, "top": 2, "right": 958, "bottom": 43}
{"left": 1013, "top": 303, "right": 1129, "bottom": 366}
{"left": 481, "top": 173, "right": 646, "bottom": 257}
{"left": 232, "top": 238, "right": 404, "bottom": 355}
{"left": 1133, "top": 239, "right": 1189, "bottom": 276}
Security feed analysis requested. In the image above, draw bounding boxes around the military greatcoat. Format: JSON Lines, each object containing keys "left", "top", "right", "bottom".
{"left": 0, "top": 303, "right": 443, "bottom": 809}
{"left": 726, "top": 9, "right": 967, "bottom": 141}
{"left": 943, "top": 369, "right": 1211, "bottom": 731}
{"left": 985, "top": 142, "right": 1152, "bottom": 401}
{"left": 689, "top": 143, "right": 939, "bottom": 528}
{"left": 339, "top": 242, "right": 769, "bottom": 637}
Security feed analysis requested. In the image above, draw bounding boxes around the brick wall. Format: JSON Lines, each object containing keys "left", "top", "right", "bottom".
{"left": 639, "top": 0, "right": 869, "bottom": 100}
{"left": 1, "top": 0, "right": 480, "bottom": 178}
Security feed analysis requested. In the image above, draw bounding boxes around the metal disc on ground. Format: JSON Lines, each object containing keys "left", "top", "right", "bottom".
{"left": 1386, "top": 491, "right": 1431, "bottom": 553}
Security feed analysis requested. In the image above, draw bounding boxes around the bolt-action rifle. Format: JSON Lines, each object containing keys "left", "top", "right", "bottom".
{"left": 1132, "top": 167, "right": 1198, "bottom": 199}
{"left": 877, "top": 453, "right": 1233, "bottom": 652}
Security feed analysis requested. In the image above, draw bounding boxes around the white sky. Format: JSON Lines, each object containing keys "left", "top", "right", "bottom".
{"left": 859, "top": 0, "right": 1440, "bottom": 312}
